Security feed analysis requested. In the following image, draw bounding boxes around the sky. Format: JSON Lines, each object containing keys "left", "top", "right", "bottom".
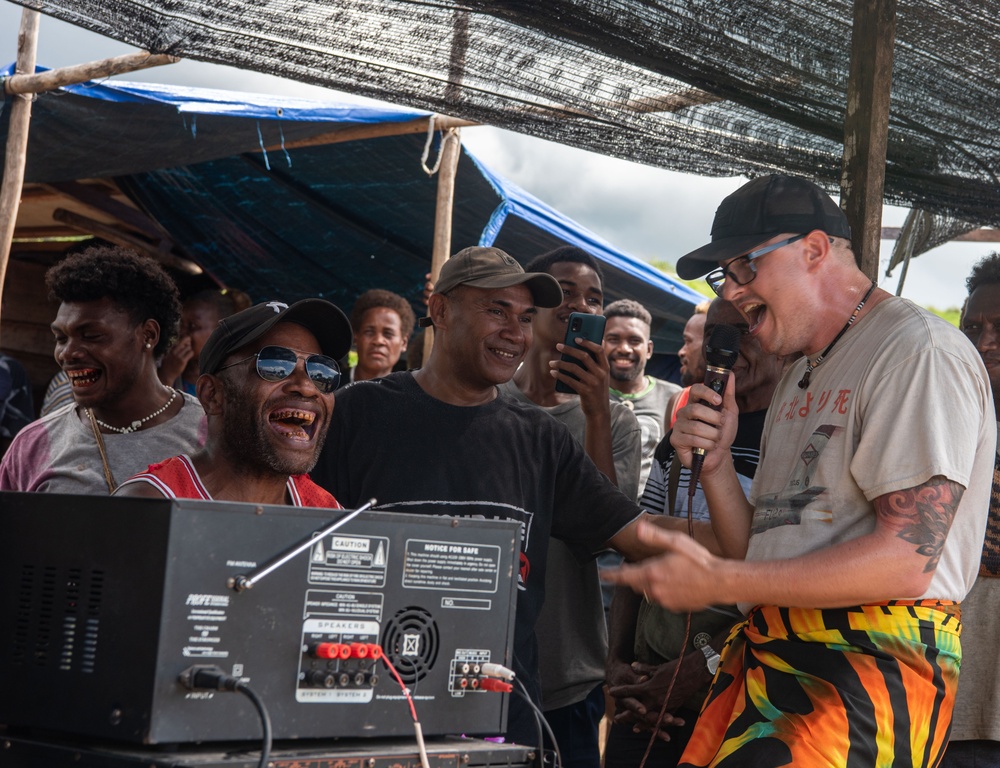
{"left": 1, "top": 1, "right": 988, "bottom": 311}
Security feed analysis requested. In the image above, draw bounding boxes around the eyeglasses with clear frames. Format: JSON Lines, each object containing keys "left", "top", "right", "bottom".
{"left": 705, "top": 233, "right": 807, "bottom": 297}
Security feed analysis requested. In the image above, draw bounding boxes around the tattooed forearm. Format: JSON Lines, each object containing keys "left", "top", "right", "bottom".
{"left": 875, "top": 477, "right": 964, "bottom": 573}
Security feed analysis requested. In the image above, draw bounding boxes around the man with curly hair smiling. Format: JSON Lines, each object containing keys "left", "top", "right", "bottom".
{"left": 0, "top": 245, "right": 206, "bottom": 493}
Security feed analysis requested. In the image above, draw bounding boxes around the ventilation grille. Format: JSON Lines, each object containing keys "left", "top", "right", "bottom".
{"left": 380, "top": 606, "right": 439, "bottom": 685}
{"left": 12, "top": 564, "right": 105, "bottom": 674}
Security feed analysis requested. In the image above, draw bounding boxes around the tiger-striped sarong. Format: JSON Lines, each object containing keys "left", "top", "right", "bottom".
{"left": 678, "top": 601, "right": 962, "bottom": 768}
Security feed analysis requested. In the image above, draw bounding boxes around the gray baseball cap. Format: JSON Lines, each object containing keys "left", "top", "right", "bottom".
{"left": 418, "top": 246, "right": 562, "bottom": 327}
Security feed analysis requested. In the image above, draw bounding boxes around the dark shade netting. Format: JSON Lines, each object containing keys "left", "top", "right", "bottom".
{"left": 8, "top": 1, "right": 1000, "bottom": 229}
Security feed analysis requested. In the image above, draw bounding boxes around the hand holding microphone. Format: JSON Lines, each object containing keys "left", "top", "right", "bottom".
{"left": 689, "top": 324, "right": 740, "bottom": 485}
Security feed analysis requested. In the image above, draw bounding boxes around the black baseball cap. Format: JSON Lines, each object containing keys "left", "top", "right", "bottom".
{"left": 676, "top": 175, "right": 852, "bottom": 279}
{"left": 200, "top": 299, "right": 353, "bottom": 374}
{"left": 418, "top": 246, "right": 562, "bottom": 327}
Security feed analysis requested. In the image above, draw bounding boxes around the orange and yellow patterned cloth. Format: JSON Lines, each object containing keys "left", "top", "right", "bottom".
{"left": 679, "top": 601, "right": 962, "bottom": 768}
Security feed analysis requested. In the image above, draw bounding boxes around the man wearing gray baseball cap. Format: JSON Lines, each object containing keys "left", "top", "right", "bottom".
{"left": 312, "top": 246, "right": 692, "bottom": 751}
{"left": 606, "top": 174, "right": 995, "bottom": 767}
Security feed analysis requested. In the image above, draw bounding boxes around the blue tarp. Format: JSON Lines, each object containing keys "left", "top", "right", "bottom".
{"left": 2, "top": 68, "right": 702, "bottom": 349}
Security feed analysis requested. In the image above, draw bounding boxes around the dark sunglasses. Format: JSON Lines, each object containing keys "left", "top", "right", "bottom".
{"left": 217, "top": 345, "right": 340, "bottom": 393}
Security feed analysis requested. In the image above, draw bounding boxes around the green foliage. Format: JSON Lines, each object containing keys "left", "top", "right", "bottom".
{"left": 927, "top": 306, "right": 961, "bottom": 327}
{"left": 649, "top": 260, "right": 715, "bottom": 300}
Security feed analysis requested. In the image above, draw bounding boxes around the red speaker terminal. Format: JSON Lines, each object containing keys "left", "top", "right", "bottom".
{"left": 311, "top": 643, "right": 352, "bottom": 660}
{"left": 311, "top": 642, "right": 383, "bottom": 661}
{"left": 478, "top": 678, "right": 513, "bottom": 693}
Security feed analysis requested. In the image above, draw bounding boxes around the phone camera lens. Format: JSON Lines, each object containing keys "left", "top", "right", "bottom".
{"left": 571, "top": 319, "right": 581, "bottom": 331}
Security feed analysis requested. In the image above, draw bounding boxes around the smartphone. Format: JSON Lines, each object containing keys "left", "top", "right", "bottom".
{"left": 555, "top": 312, "right": 607, "bottom": 394}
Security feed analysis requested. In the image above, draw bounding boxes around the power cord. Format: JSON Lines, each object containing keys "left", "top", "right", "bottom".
{"left": 512, "top": 677, "right": 561, "bottom": 768}
{"left": 178, "top": 665, "right": 272, "bottom": 768}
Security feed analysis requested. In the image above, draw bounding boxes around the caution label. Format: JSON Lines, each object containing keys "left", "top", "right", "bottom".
{"left": 402, "top": 539, "right": 501, "bottom": 592}
{"left": 307, "top": 535, "right": 388, "bottom": 588}
{"left": 303, "top": 590, "right": 384, "bottom": 621}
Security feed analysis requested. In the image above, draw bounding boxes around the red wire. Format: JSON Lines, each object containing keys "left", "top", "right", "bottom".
{"left": 380, "top": 651, "right": 420, "bottom": 722}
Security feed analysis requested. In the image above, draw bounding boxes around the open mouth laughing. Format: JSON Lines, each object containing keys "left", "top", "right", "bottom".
{"left": 67, "top": 368, "right": 102, "bottom": 388}
{"left": 742, "top": 302, "right": 767, "bottom": 335}
{"left": 268, "top": 407, "right": 318, "bottom": 441}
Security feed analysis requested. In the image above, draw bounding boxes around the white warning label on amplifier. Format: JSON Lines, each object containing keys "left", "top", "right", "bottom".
{"left": 402, "top": 540, "right": 501, "bottom": 592}
{"left": 303, "top": 590, "right": 384, "bottom": 620}
{"left": 307, "top": 534, "right": 388, "bottom": 587}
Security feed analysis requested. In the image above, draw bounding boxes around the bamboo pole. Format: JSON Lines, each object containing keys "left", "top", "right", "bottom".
{"left": 267, "top": 115, "right": 476, "bottom": 153}
{"left": 0, "top": 8, "right": 40, "bottom": 348}
{"left": 3, "top": 51, "right": 179, "bottom": 96}
{"left": 422, "top": 127, "right": 463, "bottom": 365}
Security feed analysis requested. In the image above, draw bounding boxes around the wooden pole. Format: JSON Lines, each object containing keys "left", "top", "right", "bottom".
{"left": 267, "top": 115, "right": 476, "bottom": 153}
{"left": 3, "top": 51, "right": 179, "bottom": 96}
{"left": 840, "top": 0, "right": 897, "bottom": 280}
{"left": 422, "top": 127, "right": 463, "bottom": 365}
{"left": 0, "top": 8, "right": 40, "bottom": 348}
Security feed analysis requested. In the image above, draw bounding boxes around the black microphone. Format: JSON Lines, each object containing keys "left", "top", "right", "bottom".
{"left": 689, "top": 324, "right": 741, "bottom": 489}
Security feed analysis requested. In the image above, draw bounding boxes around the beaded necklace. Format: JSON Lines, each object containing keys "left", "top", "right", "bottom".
{"left": 89, "top": 388, "right": 178, "bottom": 434}
{"left": 797, "top": 280, "right": 877, "bottom": 389}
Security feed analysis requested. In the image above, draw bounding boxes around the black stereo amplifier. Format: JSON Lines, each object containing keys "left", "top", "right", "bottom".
{"left": 0, "top": 492, "right": 520, "bottom": 745}
{"left": 0, "top": 734, "right": 535, "bottom": 768}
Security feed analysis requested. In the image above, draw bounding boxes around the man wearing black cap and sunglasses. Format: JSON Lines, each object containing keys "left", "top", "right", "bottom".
{"left": 117, "top": 299, "right": 352, "bottom": 507}
{"left": 605, "top": 175, "right": 995, "bottom": 767}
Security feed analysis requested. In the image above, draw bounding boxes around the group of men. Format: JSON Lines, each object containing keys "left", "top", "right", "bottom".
{"left": 1, "top": 171, "right": 998, "bottom": 768}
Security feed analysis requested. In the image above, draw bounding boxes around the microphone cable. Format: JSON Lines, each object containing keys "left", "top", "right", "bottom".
{"left": 639, "top": 324, "right": 740, "bottom": 768}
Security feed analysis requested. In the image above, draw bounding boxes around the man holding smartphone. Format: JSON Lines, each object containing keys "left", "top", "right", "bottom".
{"left": 501, "top": 246, "right": 641, "bottom": 768}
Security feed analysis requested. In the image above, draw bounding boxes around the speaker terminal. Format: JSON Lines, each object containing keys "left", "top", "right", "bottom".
{"left": 300, "top": 636, "right": 382, "bottom": 691}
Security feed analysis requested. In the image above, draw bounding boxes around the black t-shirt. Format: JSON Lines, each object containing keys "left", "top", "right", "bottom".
{"left": 312, "top": 372, "right": 642, "bottom": 742}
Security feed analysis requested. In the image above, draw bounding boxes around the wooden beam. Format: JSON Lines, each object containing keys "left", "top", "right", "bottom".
{"left": 3, "top": 51, "right": 179, "bottom": 96}
{"left": 12, "top": 226, "right": 90, "bottom": 240}
{"left": 612, "top": 86, "right": 724, "bottom": 114}
{"left": 1, "top": 260, "right": 56, "bottom": 326}
{"left": 44, "top": 181, "right": 174, "bottom": 244}
{"left": 423, "top": 128, "right": 463, "bottom": 365}
{"left": 265, "top": 115, "right": 477, "bottom": 153}
{"left": 19, "top": 185, "right": 64, "bottom": 201}
{"left": 0, "top": 318, "right": 57, "bottom": 355}
{"left": 51, "top": 208, "right": 203, "bottom": 275}
{"left": 881, "top": 226, "right": 1000, "bottom": 242}
{"left": 0, "top": 8, "right": 40, "bottom": 348}
{"left": 840, "top": 0, "right": 897, "bottom": 280}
